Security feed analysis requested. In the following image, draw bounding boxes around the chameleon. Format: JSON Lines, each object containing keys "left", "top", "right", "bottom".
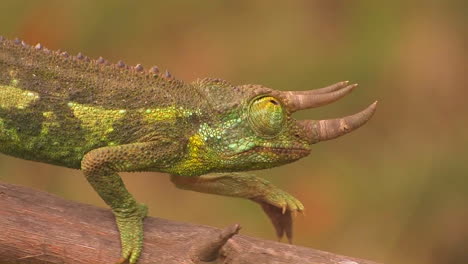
{"left": 0, "top": 37, "right": 377, "bottom": 263}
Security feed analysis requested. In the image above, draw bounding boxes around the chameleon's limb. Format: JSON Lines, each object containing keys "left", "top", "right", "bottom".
{"left": 82, "top": 142, "right": 179, "bottom": 264}
{"left": 170, "top": 173, "right": 304, "bottom": 243}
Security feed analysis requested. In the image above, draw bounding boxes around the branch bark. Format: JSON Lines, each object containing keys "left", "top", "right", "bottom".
{"left": 0, "top": 182, "right": 380, "bottom": 264}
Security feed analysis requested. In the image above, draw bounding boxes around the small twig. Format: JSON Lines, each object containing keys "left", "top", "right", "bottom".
{"left": 190, "top": 224, "right": 241, "bottom": 263}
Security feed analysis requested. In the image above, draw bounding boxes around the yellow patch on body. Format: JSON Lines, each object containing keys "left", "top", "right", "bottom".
{"left": 0, "top": 118, "right": 20, "bottom": 143}
{"left": 0, "top": 85, "right": 40, "bottom": 109}
{"left": 40, "top": 111, "right": 60, "bottom": 136}
{"left": 68, "top": 103, "right": 195, "bottom": 139}
{"left": 166, "top": 133, "right": 218, "bottom": 176}
{"left": 142, "top": 106, "right": 197, "bottom": 124}
{"left": 67, "top": 102, "right": 127, "bottom": 144}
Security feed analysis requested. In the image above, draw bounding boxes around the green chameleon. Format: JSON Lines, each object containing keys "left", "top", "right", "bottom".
{"left": 0, "top": 37, "right": 377, "bottom": 263}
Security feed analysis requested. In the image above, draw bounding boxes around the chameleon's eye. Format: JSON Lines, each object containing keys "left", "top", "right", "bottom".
{"left": 248, "top": 96, "right": 285, "bottom": 138}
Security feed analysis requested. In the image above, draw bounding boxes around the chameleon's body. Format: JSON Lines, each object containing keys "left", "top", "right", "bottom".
{"left": 0, "top": 38, "right": 376, "bottom": 263}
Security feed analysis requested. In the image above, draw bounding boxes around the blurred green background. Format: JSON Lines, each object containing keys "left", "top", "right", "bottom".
{"left": 1, "top": 1, "right": 467, "bottom": 263}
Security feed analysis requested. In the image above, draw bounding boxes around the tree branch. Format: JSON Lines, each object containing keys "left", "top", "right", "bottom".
{"left": 0, "top": 182, "right": 380, "bottom": 264}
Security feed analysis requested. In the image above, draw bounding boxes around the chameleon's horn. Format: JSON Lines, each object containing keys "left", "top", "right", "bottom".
{"left": 297, "top": 101, "right": 378, "bottom": 143}
{"left": 282, "top": 81, "right": 357, "bottom": 112}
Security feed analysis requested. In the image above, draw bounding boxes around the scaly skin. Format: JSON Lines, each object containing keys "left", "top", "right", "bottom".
{"left": 0, "top": 37, "right": 376, "bottom": 263}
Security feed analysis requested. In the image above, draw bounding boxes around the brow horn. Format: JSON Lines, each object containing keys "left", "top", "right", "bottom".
{"left": 298, "top": 101, "right": 378, "bottom": 143}
{"left": 282, "top": 81, "right": 357, "bottom": 112}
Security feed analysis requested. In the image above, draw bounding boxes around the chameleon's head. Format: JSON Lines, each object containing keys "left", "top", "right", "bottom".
{"left": 192, "top": 79, "right": 377, "bottom": 173}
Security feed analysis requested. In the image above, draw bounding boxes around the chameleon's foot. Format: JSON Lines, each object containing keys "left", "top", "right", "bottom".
{"left": 252, "top": 189, "right": 304, "bottom": 243}
{"left": 114, "top": 204, "right": 148, "bottom": 264}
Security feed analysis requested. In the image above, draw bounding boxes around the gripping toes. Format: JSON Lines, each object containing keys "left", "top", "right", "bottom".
{"left": 115, "top": 220, "right": 143, "bottom": 264}
{"left": 264, "top": 188, "right": 304, "bottom": 215}
{"left": 114, "top": 204, "right": 148, "bottom": 264}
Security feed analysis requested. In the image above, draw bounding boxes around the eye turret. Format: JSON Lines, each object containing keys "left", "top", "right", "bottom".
{"left": 248, "top": 96, "right": 285, "bottom": 138}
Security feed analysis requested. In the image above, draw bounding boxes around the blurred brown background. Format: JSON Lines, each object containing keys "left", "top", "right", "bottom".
{"left": 1, "top": 1, "right": 467, "bottom": 263}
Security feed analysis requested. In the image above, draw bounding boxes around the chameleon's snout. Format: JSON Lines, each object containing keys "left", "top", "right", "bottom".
{"left": 278, "top": 81, "right": 377, "bottom": 144}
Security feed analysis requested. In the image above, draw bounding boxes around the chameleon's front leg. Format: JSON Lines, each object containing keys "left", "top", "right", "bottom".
{"left": 81, "top": 142, "right": 172, "bottom": 264}
{"left": 171, "top": 173, "right": 304, "bottom": 243}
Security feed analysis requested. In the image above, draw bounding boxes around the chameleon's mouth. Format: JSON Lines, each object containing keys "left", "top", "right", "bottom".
{"left": 254, "top": 146, "right": 310, "bottom": 155}
{"left": 228, "top": 146, "right": 310, "bottom": 159}
{"left": 220, "top": 146, "right": 310, "bottom": 159}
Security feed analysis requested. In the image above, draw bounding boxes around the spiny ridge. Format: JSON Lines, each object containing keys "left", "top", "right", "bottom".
{"left": 150, "top": 66, "right": 159, "bottom": 74}
{"left": 117, "top": 60, "right": 126, "bottom": 68}
{"left": 2, "top": 37, "right": 179, "bottom": 81}
{"left": 199, "top": 77, "right": 231, "bottom": 87}
{"left": 164, "top": 70, "right": 172, "bottom": 79}
{"left": 134, "top": 64, "right": 144, "bottom": 72}
{"left": 96, "top": 56, "right": 105, "bottom": 64}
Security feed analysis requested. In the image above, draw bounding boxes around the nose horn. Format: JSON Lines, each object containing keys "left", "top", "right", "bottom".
{"left": 282, "top": 81, "right": 357, "bottom": 112}
{"left": 298, "top": 101, "right": 378, "bottom": 143}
